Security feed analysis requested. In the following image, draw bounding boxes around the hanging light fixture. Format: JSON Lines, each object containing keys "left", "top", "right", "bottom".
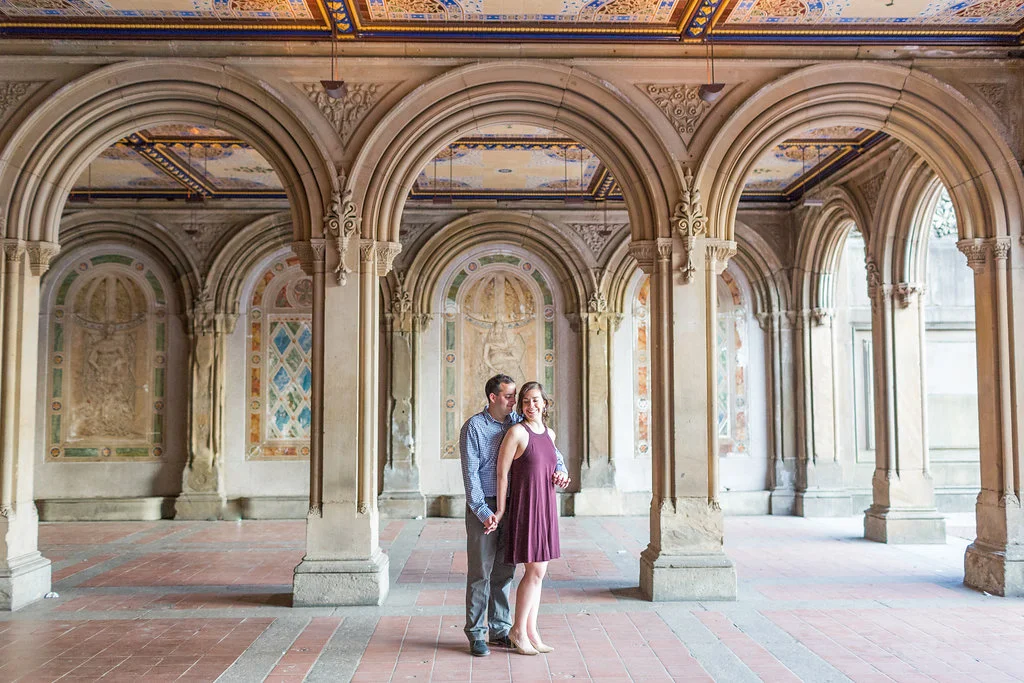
{"left": 320, "top": 20, "right": 347, "bottom": 99}
{"left": 698, "top": 32, "right": 725, "bottom": 103}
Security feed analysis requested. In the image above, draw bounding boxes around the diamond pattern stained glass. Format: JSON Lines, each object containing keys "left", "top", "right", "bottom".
{"left": 266, "top": 319, "right": 312, "bottom": 440}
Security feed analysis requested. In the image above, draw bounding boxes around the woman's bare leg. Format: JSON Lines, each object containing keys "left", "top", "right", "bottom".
{"left": 524, "top": 561, "right": 548, "bottom": 645}
{"left": 510, "top": 562, "right": 545, "bottom": 649}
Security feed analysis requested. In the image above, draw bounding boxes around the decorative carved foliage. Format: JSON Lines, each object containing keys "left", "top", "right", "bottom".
{"left": 376, "top": 241, "right": 403, "bottom": 277}
{"left": 628, "top": 239, "right": 658, "bottom": 274}
{"left": 27, "top": 241, "right": 60, "bottom": 276}
{"left": 169, "top": 220, "right": 237, "bottom": 272}
{"left": 860, "top": 173, "right": 886, "bottom": 215}
{"left": 975, "top": 82, "right": 1009, "bottom": 115}
{"left": 0, "top": 81, "right": 41, "bottom": 126}
{"left": 324, "top": 187, "right": 360, "bottom": 285}
{"left": 566, "top": 222, "right": 627, "bottom": 257}
{"left": 673, "top": 166, "right": 708, "bottom": 282}
{"left": 640, "top": 84, "right": 713, "bottom": 143}
{"left": 958, "top": 238, "right": 989, "bottom": 274}
{"left": 300, "top": 82, "right": 392, "bottom": 147}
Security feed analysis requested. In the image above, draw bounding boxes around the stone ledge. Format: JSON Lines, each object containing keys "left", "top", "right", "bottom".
{"left": 639, "top": 549, "right": 737, "bottom": 601}
{"left": 37, "top": 497, "right": 172, "bottom": 521}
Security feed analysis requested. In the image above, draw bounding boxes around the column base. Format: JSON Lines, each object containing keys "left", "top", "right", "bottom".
{"left": 965, "top": 541, "right": 1024, "bottom": 597}
{"left": 573, "top": 488, "right": 650, "bottom": 516}
{"left": 769, "top": 490, "right": 796, "bottom": 516}
{"left": 0, "top": 552, "right": 51, "bottom": 611}
{"left": 378, "top": 492, "right": 425, "bottom": 519}
{"left": 639, "top": 547, "right": 736, "bottom": 601}
{"left": 864, "top": 505, "right": 946, "bottom": 544}
{"left": 795, "top": 490, "right": 852, "bottom": 517}
{"left": 174, "top": 492, "right": 228, "bottom": 520}
{"left": 293, "top": 550, "right": 389, "bottom": 606}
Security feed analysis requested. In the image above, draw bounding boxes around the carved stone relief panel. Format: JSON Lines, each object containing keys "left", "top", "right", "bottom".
{"left": 566, "top": 222, "right": 627, "bottom": 258}
{"left": 0, "top": 81, "right": 43, "bottom": 127}
{"left": 441, "top": 254, "right": 556, "bottom": 459}
{"left": 299, "top": 81, "right": 394, "bottom": 147}
{"left": 47, "top": 255, "right": 167, "bottom": 461}
{"left": 247, "top": 256, "right": 313, "bottom": 460}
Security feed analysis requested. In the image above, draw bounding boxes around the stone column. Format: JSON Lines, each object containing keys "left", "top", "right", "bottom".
{"left": 175, "top": 289, "right": 236, "bottom": 520}
{"left": 572, "top": 290, "right": 624, "bottom": 515}
{"left": 792, "top": 307, "right": 851, "bottom": 516}
{"left": 631, "top": 234, "right": 737, "bottom": 601}
{"left": 757, "top": 311, "right": 798, "bottom": 515}
{"left": 0, "top": 240, "right": 57, "bottom": 610}
{"left": 292, "top": 206, "right": 399, "bottom": 606}
{"left": 379, "top": 275, "right": 426, "bottom": 518}
{"left": 863, "top": 268, "right": 945, "bottom": 543}
{"left": 960, "top": 237, "right": 1024, "bottom": 596}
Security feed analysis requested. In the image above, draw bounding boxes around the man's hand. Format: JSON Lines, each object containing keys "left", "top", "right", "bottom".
{"left": 483, "top": 513, "right": 500, "bottom": 535}
{"left": 552, "top": 470, "right": 570, "bottom": 489}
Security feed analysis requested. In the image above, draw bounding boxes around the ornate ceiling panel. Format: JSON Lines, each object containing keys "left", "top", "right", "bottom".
{"left": 2, "top": 0, "right": 1019, "bottom": 42}
{"left": 70, "top": 125, "right": 285, "bottom": 202}
{"left": 408, "top": 124, "right": 622, "bottom": 202}
{"left": 741, "top": 126, "right": 887, "bottom": 202}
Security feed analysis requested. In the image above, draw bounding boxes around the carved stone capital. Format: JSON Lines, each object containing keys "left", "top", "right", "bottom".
{"left": 375, "top": 241, "right": 402, "bottom": 277}
{"left": 309, "top": 238, "right": 327, "bottom": 263}
{"left": 894, "top": 282, "right": 925, "bottom": 307}
{"left": 958, "top": 238, "right": 989, "bottom": 274}
{"left": 993, "top": 236, "right": 1012, "bottom": 261}
{"left": 628, "top": 239, "right": 658, "bottom": 274}
{"left": 584, "top": 310, "right": 622, "bottom": 334}
{"left": 588, "top": 290, "right": 609, "bottom": 314}
{"left": 359, "top": 238, "right": 376, "bottom": 264}
{"left": 810, "top": 307, "right": 834, "bottom": 326}
{"left": 388, "top": 284, "right": 416, "bottom": 333}
{"left": 26, "top": 240, "right": 59, "bottom": 276}
{"left": 2, "top": 239, "right": 24, "bottom": 264}
{"left": 704, "top": 239, "right": 737, "bottom": 275}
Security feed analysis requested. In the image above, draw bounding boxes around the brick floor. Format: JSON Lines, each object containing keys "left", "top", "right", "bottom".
{"left": 4, "top": 513, "right": 1023, "bottom": 682}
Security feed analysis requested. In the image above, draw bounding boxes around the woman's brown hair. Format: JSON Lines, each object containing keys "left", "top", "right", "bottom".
{"left": 516, "top": 381, "right": 550, "bottom": 425}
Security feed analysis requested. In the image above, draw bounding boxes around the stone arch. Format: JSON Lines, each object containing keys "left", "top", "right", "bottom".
{"left": 0, "top": 60, "right": 336, "bottom": 245}
{"left": 350, "top": 62, "right": 683, "bottom": 245}
{"left": 401, "top": 211, "right": 589, "bottom": 316}
{"left": 207, "top": 212, "right": 293, "bottom": 319}
{"left": 53, "top": 212, "right": 194, "bottom": 315}
{"left": 701, "top": 63, "right": 1024, "bottom": 244}
{"left": 733, "top": 222, "right": 790, "bottom": 317}
{"left": 793, "top": 188, "right": 866, "bottom": 313}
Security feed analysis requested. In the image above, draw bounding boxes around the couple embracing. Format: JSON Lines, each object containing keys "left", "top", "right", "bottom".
{"left": 458, "top": 373, "right": 570, "bottom": 657}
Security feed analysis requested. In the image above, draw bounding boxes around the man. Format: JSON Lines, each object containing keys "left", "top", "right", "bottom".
{"left": 459, "top": 374, "right": 570, "bottom": 657}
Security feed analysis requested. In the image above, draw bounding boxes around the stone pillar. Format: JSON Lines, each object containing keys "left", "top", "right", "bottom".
{"left": 793, "top": 307, "right": 851, "bottom": 516}
{"left": 379, "top": 275, "right": 426, "bottom": 518}
{"left": 0, "top": 240, "right": 57, "bottom": 610}
{"left": 175, "top": 289, "right": 235, "bottom": 520}
{"left": 292, "top": 208, "right": 399, "bottom": 606}
{"left": 757, "top": 310, "right": 798, "bottom": 515}
{"left": 863, "top": 270, "right": 945, "bottom": 543}
{"left": 572, "top": 290, "right": 624, "bottom": 515}
{"left": 960, "top": 237, "right": 1024, "bottom": 596}
{"left": 631, "top": 233, "right": 737, "bottom": 601}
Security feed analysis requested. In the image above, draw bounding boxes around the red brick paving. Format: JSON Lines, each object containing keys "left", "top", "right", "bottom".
{"left": 38, "top": 522, "right": 160, "bottom": 547}
{"left": 179, "top": 521, "right": 306, "bottom": 546}
{"left": 51, "top": 554, "right": 116, "bottom": 582}
{"left": 79, "top": 551, "right": 302, "bottom": 587}
{"left": 756, "top": 581, "right": 963, "bottom": 601}
{"left": 415, "top": 586, "right": 619, "bottom": 607}
{"left": 57, "top": 591, "right": 291, "bottom": 612}
{"left": 0, "top": 618, "right": 271, "bottom": 682}
{"left": 354, "top": 612, "right": 711, "bottom": 682}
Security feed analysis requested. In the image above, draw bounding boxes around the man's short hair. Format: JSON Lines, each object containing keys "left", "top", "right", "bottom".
{"left": 485, "top": 374, "right": 515, "bottom": 400}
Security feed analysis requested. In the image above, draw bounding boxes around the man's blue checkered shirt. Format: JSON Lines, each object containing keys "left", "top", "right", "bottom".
{"left": 459, "top": 408, "right": 566, "bottom": 524}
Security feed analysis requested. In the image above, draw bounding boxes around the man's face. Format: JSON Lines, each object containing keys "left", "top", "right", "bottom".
{"left": 489, "top": 382, "right": 517, "bottom": 418}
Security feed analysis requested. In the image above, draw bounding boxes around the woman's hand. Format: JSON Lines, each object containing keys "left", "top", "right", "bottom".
{"left": 484, "top": 511, "right": 503, "bottom": 535}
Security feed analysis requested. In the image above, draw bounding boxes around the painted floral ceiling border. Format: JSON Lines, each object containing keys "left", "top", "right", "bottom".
{"left": 1, "top": 0, "right": 1021, "bottom": 43}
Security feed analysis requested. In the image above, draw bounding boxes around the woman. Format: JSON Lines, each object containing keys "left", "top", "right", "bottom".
{"left": 493, "top": 381, "right": 560, "bottom": 656}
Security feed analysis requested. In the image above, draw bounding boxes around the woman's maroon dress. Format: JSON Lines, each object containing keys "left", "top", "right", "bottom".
{"left": 505, "top": 424, "right": 561, "bottom": 564}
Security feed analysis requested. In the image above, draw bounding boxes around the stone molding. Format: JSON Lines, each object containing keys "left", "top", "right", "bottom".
{"left": 672, "top": 167, "right": 708, "bottom": 282}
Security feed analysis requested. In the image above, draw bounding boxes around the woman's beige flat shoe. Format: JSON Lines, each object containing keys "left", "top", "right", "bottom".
{"left": 509, "top": 633, "right": 539, "bottom": 656}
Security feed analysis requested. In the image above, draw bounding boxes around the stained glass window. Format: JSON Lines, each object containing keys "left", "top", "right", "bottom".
{"left": 633, "top": 275, "right": 651, "bottom": 458}
{"left": 247, "top": 256, "right": 313, "bottom": 459}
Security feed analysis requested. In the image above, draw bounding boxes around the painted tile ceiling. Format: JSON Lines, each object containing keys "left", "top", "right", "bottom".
{"left": 1, "top": 0, "right": 1021, "bottom": 43}
{"left": 70, "top": 124, "right": 285, "bottom": 201}
{"left": 409, "top": 123, "right": 622, "bottom": 202}
{"left": 741, "top": 126, "right": 886, "bottom": 201}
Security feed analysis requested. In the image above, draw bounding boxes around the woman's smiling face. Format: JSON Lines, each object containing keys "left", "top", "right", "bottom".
{"left": 521, "top": 387, "right": 544, "bottom": 421}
